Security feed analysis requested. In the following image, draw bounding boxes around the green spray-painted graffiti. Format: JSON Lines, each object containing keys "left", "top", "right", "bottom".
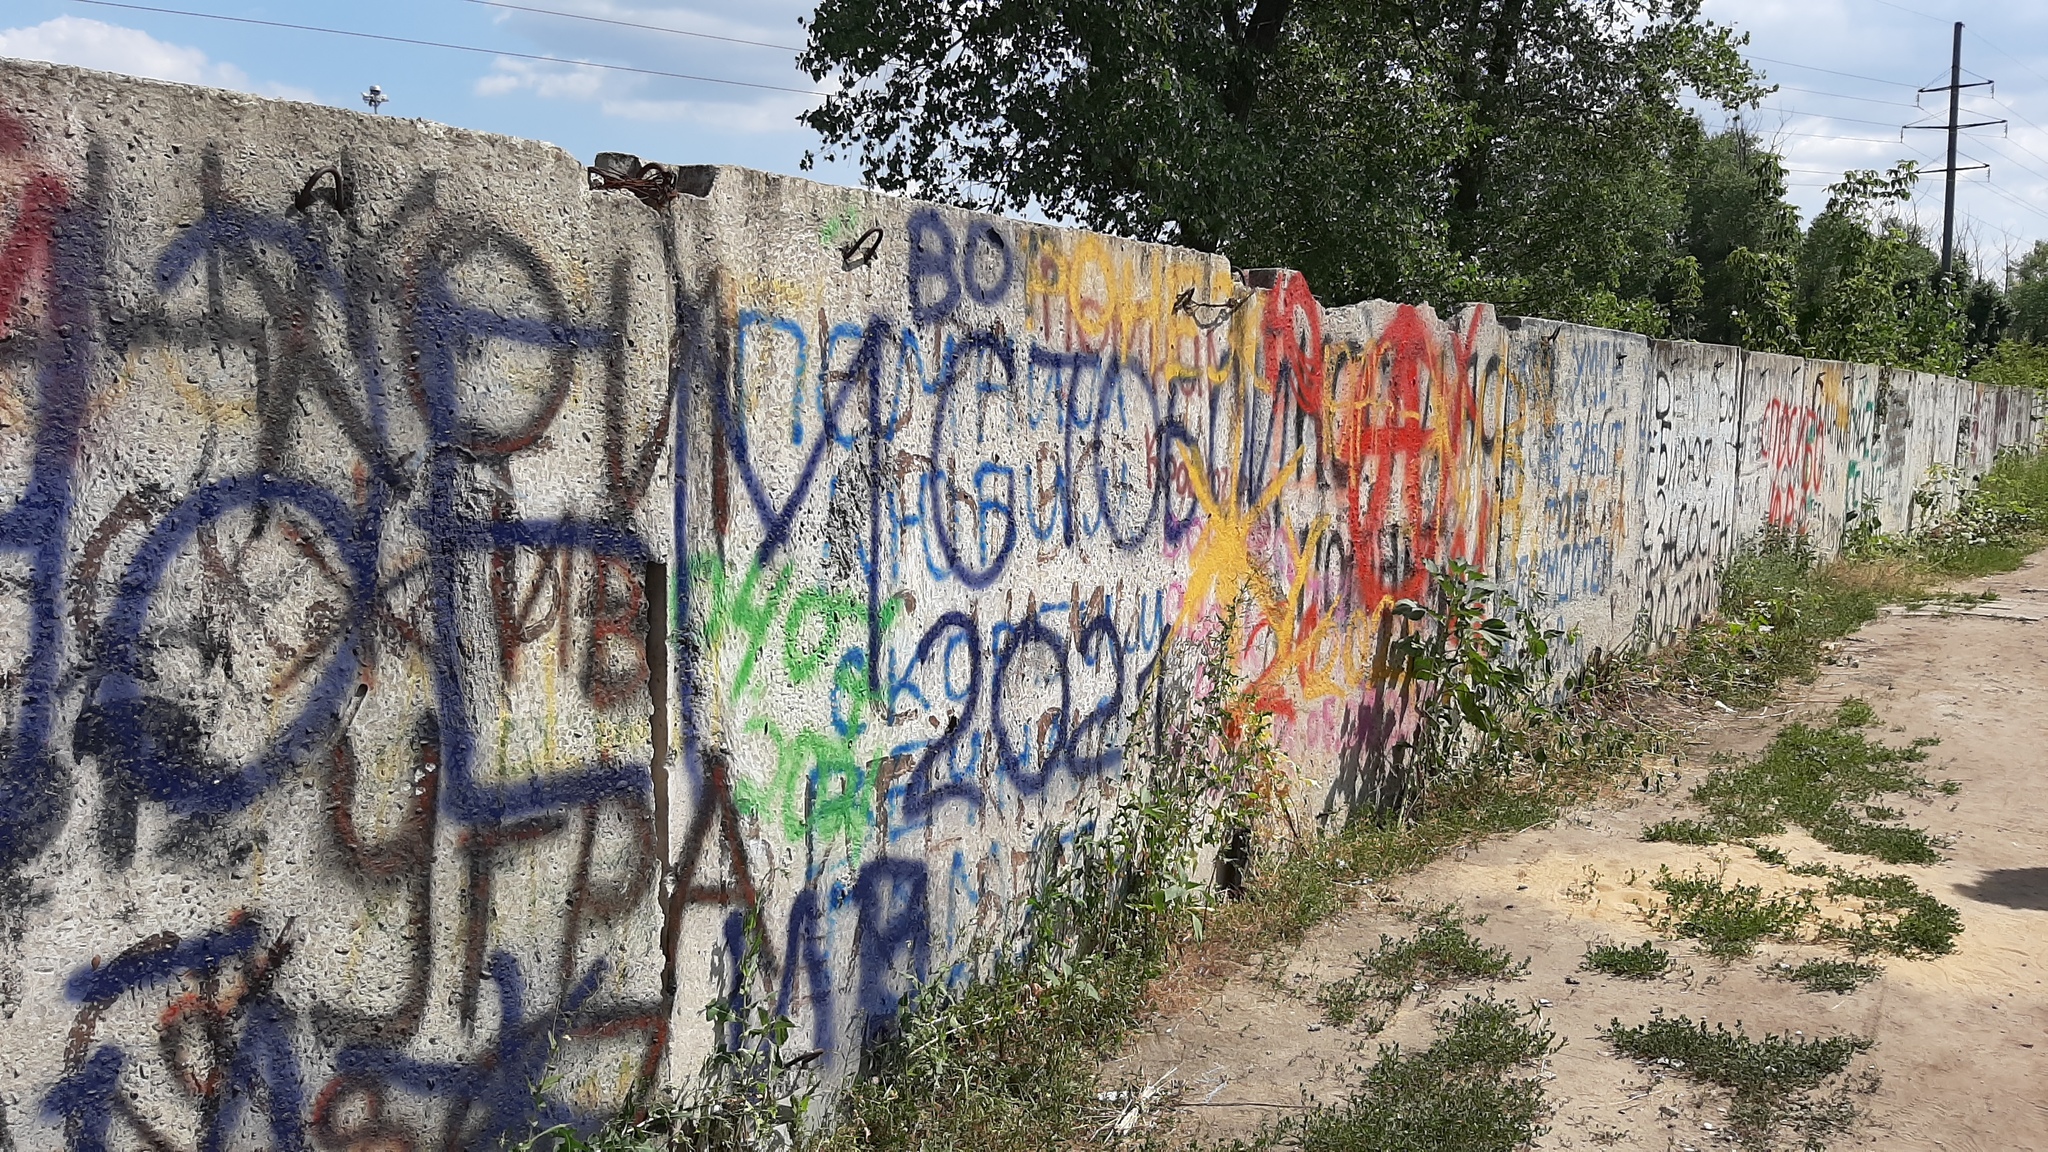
{"left": 695, "top": 554, "right": 903, "bottom": 856}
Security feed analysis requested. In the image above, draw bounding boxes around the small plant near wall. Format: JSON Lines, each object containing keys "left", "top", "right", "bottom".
{"left": 1854, "top": 449, "right": 2048, "bottom": 576}
{"left": 515, "top": 914, "right": 820, "bottom": 1152}
{"left": 1386, "top": 560, "right": 1582, "bottom": 819}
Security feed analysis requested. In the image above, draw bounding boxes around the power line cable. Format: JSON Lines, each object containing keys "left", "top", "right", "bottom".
{"left": 1961, "top": 202, "right": 2033, "bottom": 251}
{"left": 1976, "top": 94, "right": 2048, "bottom": 177}
{"left": 1836, "top": 0, "right": 2048, "bottom": 186}
{"left": 1967, "top": 30, "right": 2048, "bottom": 94}
{"left": 1955, "top": 204, "right": 2025, "bottom": 249}
{"left": 1759, "top": 128, "right": 1911, "bottom": 146}
{"left": 1844, "top": 0, "right": 2048, "bottom": 95}
{"left": 1754, "top": 106, "right": 1916, "bottom": 129}
{"left": 63, "top": 0, "right": 823, "bottom": 95}
{"left": 1747, "top": 55, "right": 1911, "bottom": 88}
{"left": 1966, "top": 138, "right": 2048, "bottom": 192}
{"left": 461, "top": 0, "right": 805, "bottom": 54}
{"left": 1978, "top": 177, "right": 2048, "bottom": 228}
{"left": 1774, "top": 84, "right": 1918, "bottom": 108}
{"left": 1855, "top": 0, "right": 1946, "bottom": 21}
{"left": 1981, "top": 94, "right": 2048, "bottom": 146}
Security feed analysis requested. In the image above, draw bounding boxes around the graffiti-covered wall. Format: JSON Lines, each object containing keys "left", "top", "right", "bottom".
{"left": 0, "top": 60, "right": 2036, "bottom": 1148}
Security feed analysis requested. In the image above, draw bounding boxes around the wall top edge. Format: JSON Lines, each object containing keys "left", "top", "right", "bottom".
{"left": 0, "top": 54, "right": 583, "bottom": 165}
{"left": 0, "top": 55, "right": 2038, "bottom": 402}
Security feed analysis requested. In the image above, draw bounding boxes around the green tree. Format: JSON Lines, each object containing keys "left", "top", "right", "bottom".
{"left": 1970, "top": 338, "right": 2048, "bottom": 389}
{"left": 2006, "top": 240, "right": 2048, "bottom": 343}
{"left": 1969, "top": 241, "right": 2048, "bottom": 389}
{"left": 1959, "top": 270, "right": 2013, "bottom": 369}
{"left": 798, "top": 0, "right": 1764, "bottom": 320}
{"left": 1669, "top": 127, "right": 1802, "bottom": 349}
{"left": 1794, "top": 165, "right": 1964, "bottom": 373}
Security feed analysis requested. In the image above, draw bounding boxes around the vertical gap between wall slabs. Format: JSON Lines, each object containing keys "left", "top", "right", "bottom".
{"left": 646, "top": 560, "right": 670, "bottom": 869}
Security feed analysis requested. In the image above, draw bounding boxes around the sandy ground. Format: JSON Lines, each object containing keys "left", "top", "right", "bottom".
{"left": 1108, "top": 552, "right": 2048, "bottom": 1151}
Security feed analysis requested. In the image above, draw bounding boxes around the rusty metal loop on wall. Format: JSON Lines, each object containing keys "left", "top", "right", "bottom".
{"left": 1172, "top": 285, "right": 1247, "bottom": 329}
{"left": 587, "top": 162, "right": 679, "bottom": 210}
{"left": 840, "top": 226, "right": 883, "bottom": 271}
{"left": 290, "top": 167, "right": 353, "bottom": 215}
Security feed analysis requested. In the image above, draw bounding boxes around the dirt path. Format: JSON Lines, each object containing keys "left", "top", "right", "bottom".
{"left": 1110, "top": 552, "right": 2048, "bottom": 1151}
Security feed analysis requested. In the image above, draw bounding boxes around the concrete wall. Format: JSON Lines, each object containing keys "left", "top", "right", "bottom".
{"left": 0, "top": 59, "right": 2037, "bottom": 1148}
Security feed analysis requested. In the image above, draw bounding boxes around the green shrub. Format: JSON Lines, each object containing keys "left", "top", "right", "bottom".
{"left": 1659, "top": 532, "right": 1890, "bottom": 708}
{"left": 1817, "top": 869, "right": 1964, "bottom": 958}
{"left": 1775, "top": 958, "right": 1883, "bottom": 994}
{"left": 1317, "top": 912, "right": 1525, "bottom": 1027}
{"left": 1652, "top": 869, "right": 1813, "bottom": 958}
{"left": 1581, "top": 940, "right": 1674, "bottom": 979}
{"left": 1602, "top": 1016, "right": 1871, "bottom": 1146}
{"left": 1680, "top": 699, "right": 1947, "bottom": 865}
{"left": 1245, "top": 998, "right": 1556, "bottom": 1152}
{"left": 1641, "top": 819, "right": 1721, "bottom": 845}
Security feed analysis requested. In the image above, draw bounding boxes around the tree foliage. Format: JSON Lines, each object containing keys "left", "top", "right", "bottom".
{"left": 2007, "top": 240, "right": 2048, "bottom": 344}
{"left": 798, "top": 0, "right": 1763, "bottom": 318}
{"left": 1793, "top": 166, "right": 1963, "bottom": 372}
{"left": 799, "top": 1, "right": 2042, "bottom": 378}
{"left": 1667, "top": 127, "right": 1801, "bottom": 347}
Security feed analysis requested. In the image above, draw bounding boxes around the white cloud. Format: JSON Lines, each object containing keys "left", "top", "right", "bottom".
{"left": 0, "top": 16, "right": 316, "bottom": 102}
{"left": 1698, "top": 0, "right": 2048, "bottom": 262}
{"left": 599, "top": 94, "right": 816, "bottom": 133}
{"left": 475, "top": 57, "right": 607, "bottom": 101}
{"left": 469, "top": 0, "right": 825, "bottom": 144}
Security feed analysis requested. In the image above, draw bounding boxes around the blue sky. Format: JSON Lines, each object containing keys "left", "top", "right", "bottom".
{"left": 3, "top": 0, "right": 2046, "bottom": 276}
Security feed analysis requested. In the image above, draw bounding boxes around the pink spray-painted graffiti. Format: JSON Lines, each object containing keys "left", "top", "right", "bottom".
{"left": 1758, "top": 397, "right": 1827, "bottom": 532}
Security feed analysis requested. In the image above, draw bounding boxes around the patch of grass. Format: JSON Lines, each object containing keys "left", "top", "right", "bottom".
{"left": 1656, "top": 699, "right": 1949, "bottom": 865}
{"left": 1316, "top": 912, "right": 1525, "bottom": 1027}
{"left": 1239, "top": 998, "right": 1557, "bottom": 1152}
{"left": 1581, "top": 940, "right": 1673, "bottom": 979}
{"left": 1641, "top": 818, "right": 1720, "bottom": 845}
{"left": 1651, "top": 867, "right": 1814, "bottom": 958}
{"left": 1650, "top": 454, "right": 2048, "bottom": 710}
{"left": 1747, "top": 842, "right": 1788, "bottom": 866}
{"left": 1808, "top": 816, "right": 1945, "bottom": 866}
{"left": 1314, "top": 973, "right": 1385, "bottom": 1030}
{"left": 1854, "top": 450, "right": 2048, "bottom": 577}
{"left": 1649, "top": 855, "right": 1963, "bottom": 963}
{"left": 821, "top": 738, "right": 1628, "bottom": 1151}
{"left": 1602, "top": 1016, "right": 1872, "bottom": 1149}
{"left": 788, "top": 560, "right": 1648, "bottom": 1152}
{"left": 1207, "top": 774, "right": 1586, "bottom": 964}
{"left": 1774, "top": 958, "right": 1883, "bottom": 994}
{"left": 1366, "top": 912, "right": 1524, "bottom": 984}
{"left": 1656, "top": 532, "right": 1898, "bottom": 708}
{"left": 815, "top": 950, "right": 1158, "bottom": 1152}
{"left": 1816, "top": 868, "right": 1964, "bottom": 958}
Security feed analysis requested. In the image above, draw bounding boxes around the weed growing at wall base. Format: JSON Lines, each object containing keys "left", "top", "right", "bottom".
{"left": 1653, "top": 532, "right": 1895, "bottom": 708}
{"left": 796, "top": 592, "right": 1640, "bottom": 1152}
{"left": 1852, "top": 449, "right": 2048, "bottom": 576}
{"left": 1389, "top": 561, "right": 1571, "bottom": 814}
{"left": 806, "top": 604, "right": 1283, "bottom": 1151}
